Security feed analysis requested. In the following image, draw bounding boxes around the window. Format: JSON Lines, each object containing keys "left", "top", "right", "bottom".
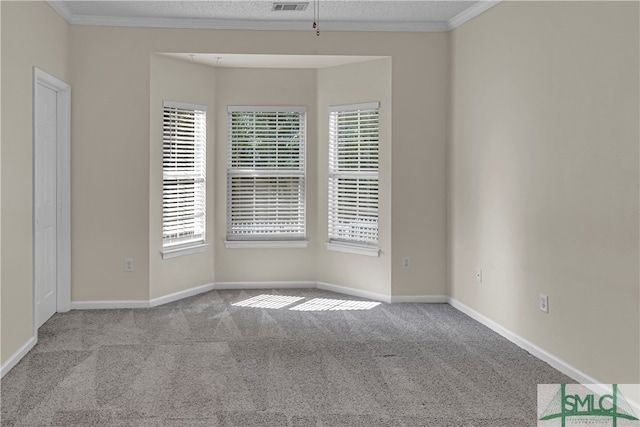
{"left": 328, "top": 102, "right": 380, "bottom": 256}
{"left": 162, "top": 101, "right": 207, "bottom": 258}
{"left": 226, "top": 106, "right": 306, "bottom": 247}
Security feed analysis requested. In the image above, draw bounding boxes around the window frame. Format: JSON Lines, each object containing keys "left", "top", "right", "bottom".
{"left": 225, "top": 106, "right": 308, "bottom": 248}
{"left": 327, "top": 102, "right": 380, "bottom": 257}
{"left": 161, "top": 101, "right": 208, "bottom": 259}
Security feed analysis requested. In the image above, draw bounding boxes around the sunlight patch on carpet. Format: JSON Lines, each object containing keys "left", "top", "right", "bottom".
{"left": 289, "top": 298, "right": 381, "bottom": 311}
{"left": 232, "top": 294, "right": 305, "bottom": 309}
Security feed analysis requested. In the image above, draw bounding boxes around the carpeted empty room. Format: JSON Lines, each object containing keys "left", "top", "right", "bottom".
{"left": 1, "top": 288, "right": 572, "bottom": 426}
{"left": 2, "top": 1, "right": 639, "bottom": 426}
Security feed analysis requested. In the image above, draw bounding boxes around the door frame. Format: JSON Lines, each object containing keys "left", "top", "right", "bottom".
{"left": 32, "top": 67, "right": 71, "bottom": 334}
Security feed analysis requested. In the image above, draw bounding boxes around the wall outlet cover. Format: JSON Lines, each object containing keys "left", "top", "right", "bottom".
{"left": 540, "top": 294, "right": 549, "bottom": 313}
{"left": 402, "top": 257, "right": 410, "bottom": 269}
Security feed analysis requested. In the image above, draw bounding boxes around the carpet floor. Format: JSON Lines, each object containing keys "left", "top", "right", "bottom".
{"left": 1, "top": 288, "right": 573, "bottom": 426}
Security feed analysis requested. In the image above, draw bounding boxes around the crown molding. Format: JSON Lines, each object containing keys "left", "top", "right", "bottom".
{"left": 321, "top": 20, "right": 450, "bottom": 33}
{"left": 46, "top": 0, "right": 493, "bottom": 32}
{"left": 447, "top": 0, "right": 502, "bottom": 30}
{"left": 64, "top": 15, "right": 450, "bottom": 33}
{"left": 46, "top": 0, "right": 73, "bottom": 23}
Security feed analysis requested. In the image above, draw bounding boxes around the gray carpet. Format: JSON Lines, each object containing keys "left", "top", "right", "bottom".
{"left": 1, "top": 288, "right": 572, "bottom": 426}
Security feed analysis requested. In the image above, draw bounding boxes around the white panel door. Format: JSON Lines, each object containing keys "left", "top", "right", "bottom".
{"left": 35, "top": 83, "right": 58, "bottom": 328}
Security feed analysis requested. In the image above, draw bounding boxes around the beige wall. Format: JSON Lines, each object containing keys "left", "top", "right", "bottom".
{"left": 450, "top": 1, "right": 639, "bottom": 384}
{"left": 316, "top": 59, "right": 393, "bottom": 295}
{"left": 71, "top": 24, "right": 151, "bottom": 301}
{"left": 214, "top": 67, "right": 319, "bottom": 283}
{"left": 1, "top": 1, "right": 70, "bottom": 364}
{"left": 149, "top": 55, "right": 216, "bottom": 299}
{"left": 391, "top": 33, "right": 450, "bottom": 297}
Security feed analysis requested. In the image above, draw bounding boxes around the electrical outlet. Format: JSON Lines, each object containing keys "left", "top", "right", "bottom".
{"left": 402, "top": 257, "right": 411, "bottom": 269}
{"left": 475, "top": 268, "right": 482, "bottom": 283}
{"left": 539, "top": 294, "right": 549, "bottom": 313}
{"left": 125, "top": 258, "right": 134, "bottom": 272}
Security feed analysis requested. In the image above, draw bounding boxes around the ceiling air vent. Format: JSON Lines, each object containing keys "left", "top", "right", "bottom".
{"left": 272, "top": 2, "right": 309, "bottom": 11}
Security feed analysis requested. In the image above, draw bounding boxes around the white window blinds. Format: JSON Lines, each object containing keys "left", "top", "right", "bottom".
{"left": 328, "top": 102, "right": 380, "bottom": 247}
{"left": 227, "top": 106, "right": 306, "bottom": 241}
{"left": 162, "top": 101, "right": 206, "bottom": 249}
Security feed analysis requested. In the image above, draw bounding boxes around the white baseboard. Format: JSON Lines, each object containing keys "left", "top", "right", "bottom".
{"left": 67, "top": 281, "right": 334, "bottom": 310}
{"left": 149, "top": 282, "right": 216, "bottom": 307}
{"left": 70, "top": 300, "right": 150, "bottom": 309}
{"left": 447, "top": 298, "right": 640, "bottom": 413}
{"left": 317, "top": 281, "right": 392, "bottom": 303}
{"left": 1, "top": 336, "right": 36, "bottom": 378}
{"left": 68, "top": 282, "right": 443, "bottom": 309}
{"left": 447, "top": 297, "right": 602, "bottom": 385}
{"left": 390, "top": 294, "right": 448, "bottom": 303}
{"left": 214, "top": 281, "right": 316, "bottom": 290}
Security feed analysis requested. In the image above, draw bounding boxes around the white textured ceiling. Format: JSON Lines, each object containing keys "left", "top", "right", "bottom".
{"left": 49, "top": 1, "right": 500, "bottom": 32}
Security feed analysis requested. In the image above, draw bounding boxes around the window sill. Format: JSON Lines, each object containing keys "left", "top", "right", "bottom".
{"left": 161, "top": 243, "right": 208, "bottom": 259}
{"left": 326, "top": 242, "right": 379, "bottom": 257}
{"left": 225, "top": 240, "right": 309, "bottom": 249}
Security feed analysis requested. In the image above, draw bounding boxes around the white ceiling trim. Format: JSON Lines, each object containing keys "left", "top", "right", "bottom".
{"left": 47, "top": 0, "right": 74, "bottom": 23}
{"left": 447, "top": 0, "right": 501, "bottom": 30}
{"left": 46, "top": 1, "right": 499, "bottom": 33}
{"left": 68, "top": 15, "right": 450, "bottom": 32}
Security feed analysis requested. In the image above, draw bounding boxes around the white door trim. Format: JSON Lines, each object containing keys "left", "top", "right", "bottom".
{"left": 33, "top": 68, "right": 71, "bottom": 335}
